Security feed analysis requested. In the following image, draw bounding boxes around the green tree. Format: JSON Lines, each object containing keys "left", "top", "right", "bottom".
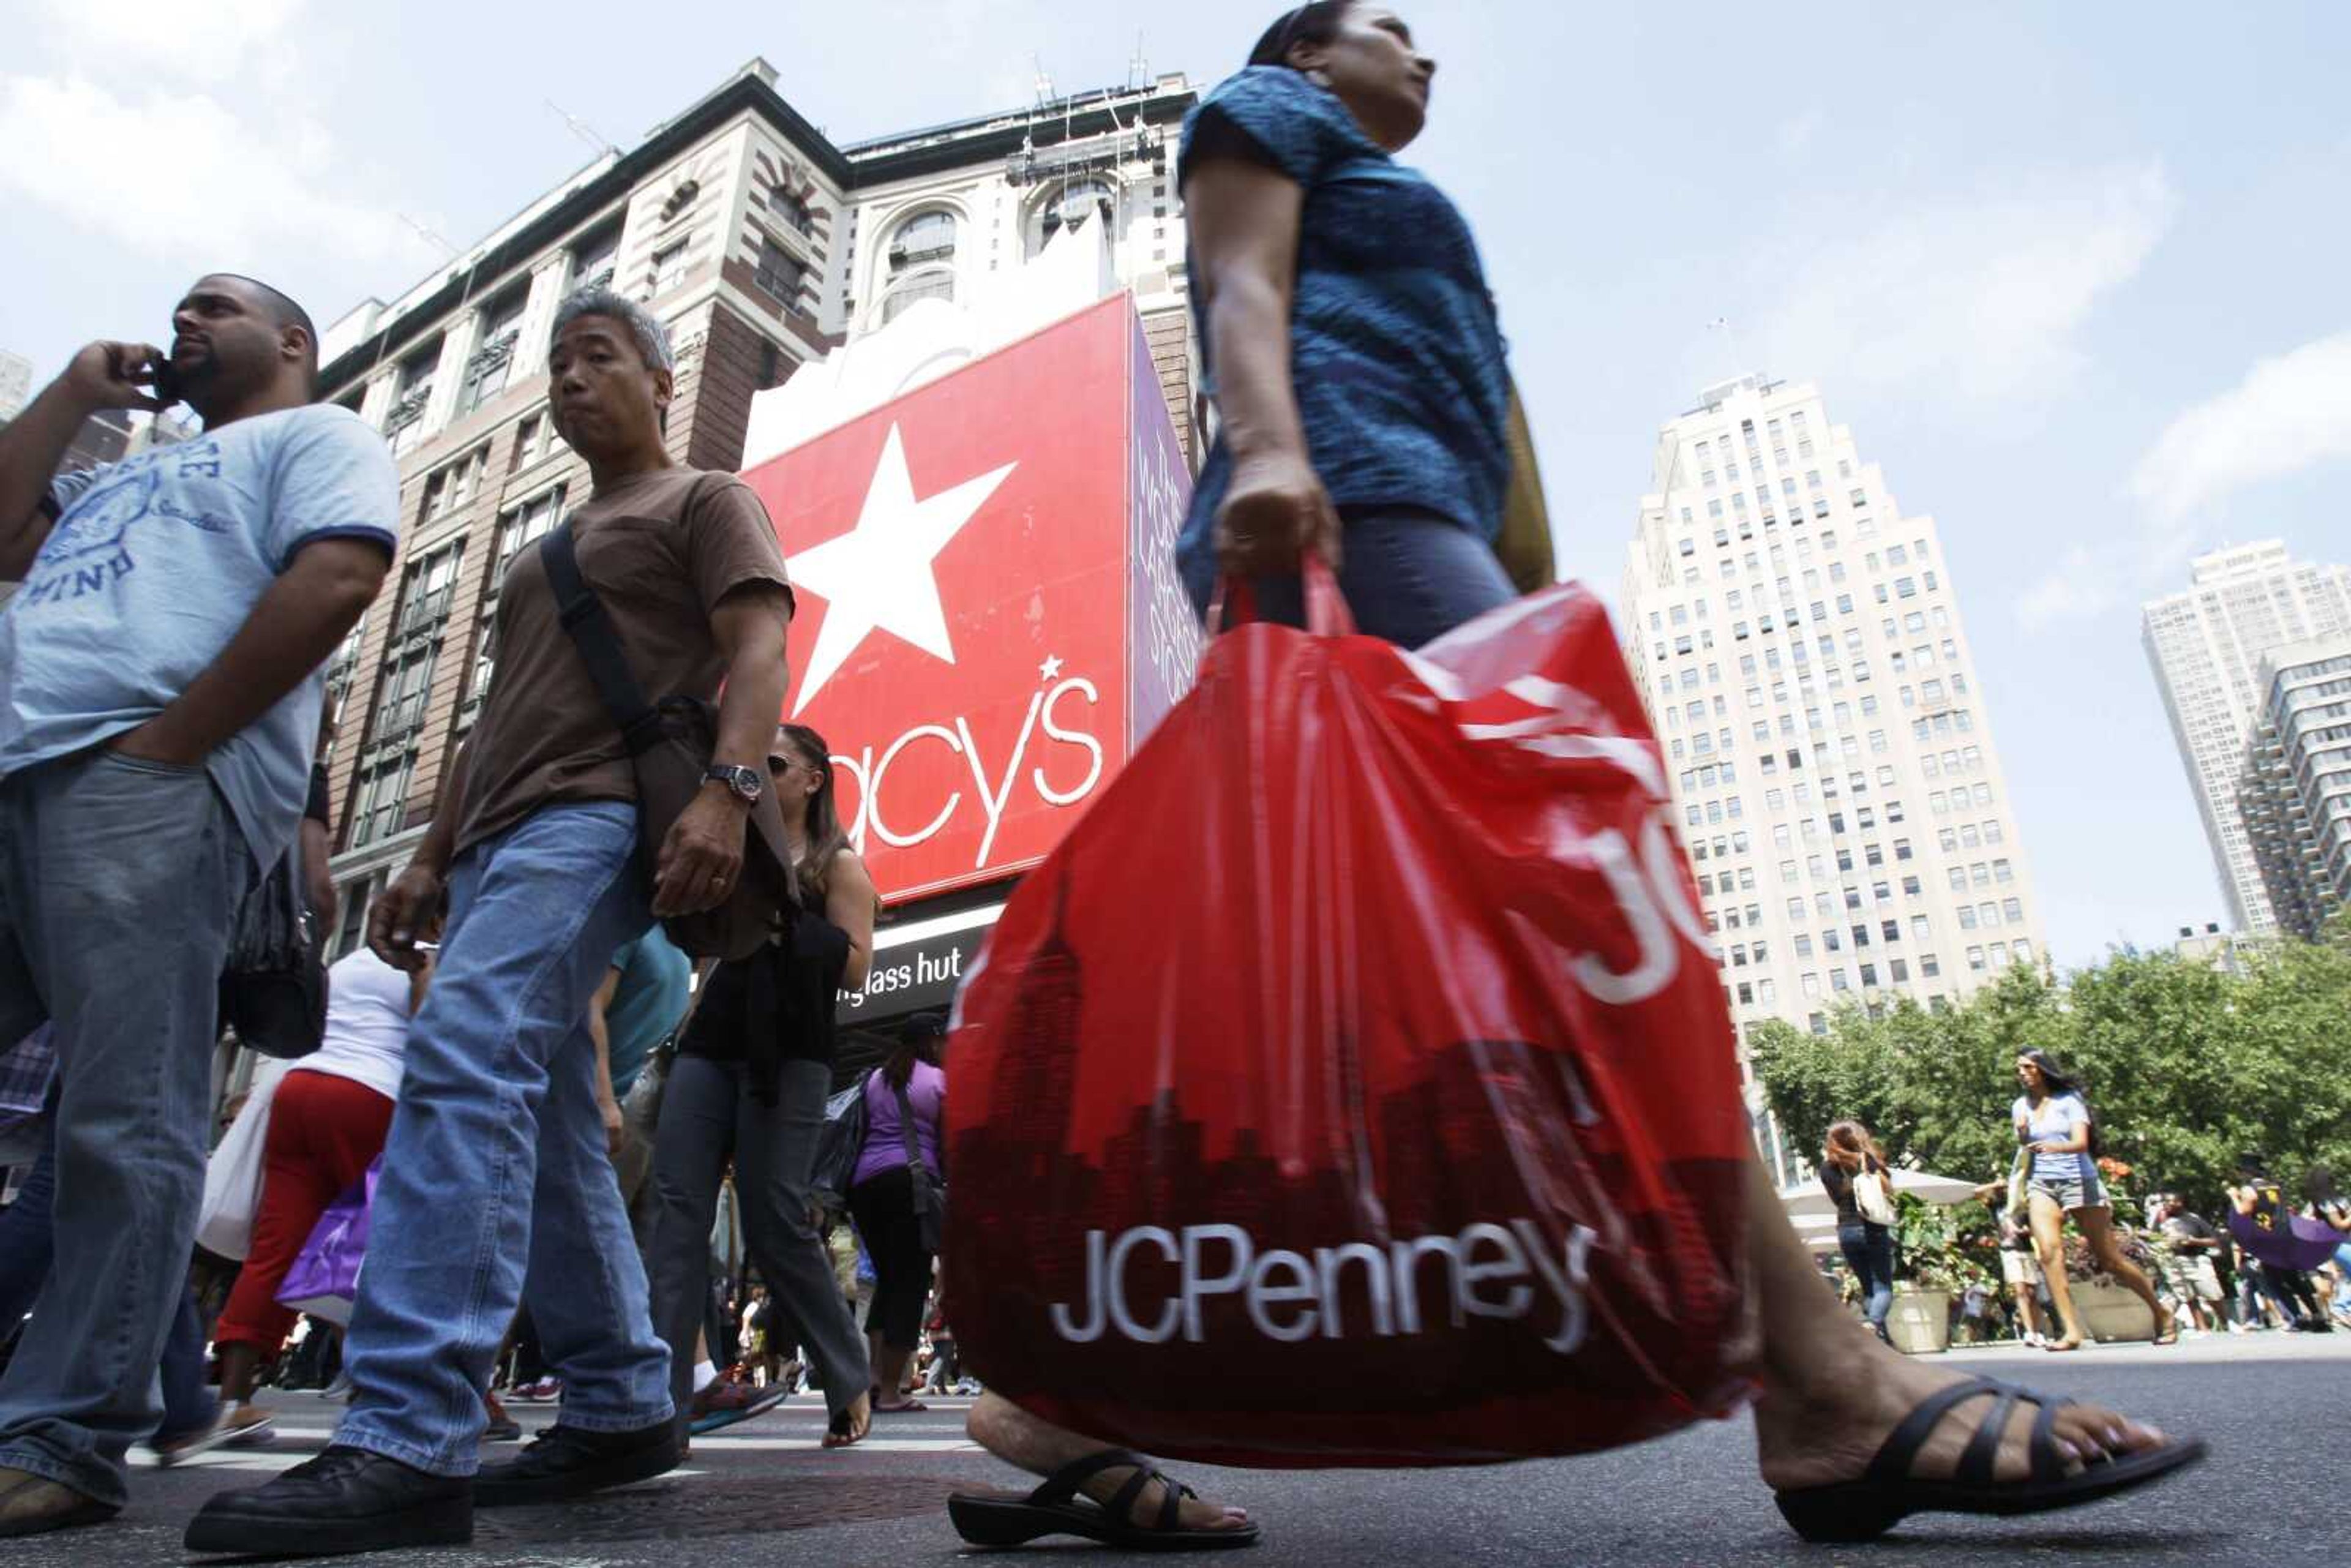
{"left": 1750, "top": 937, "right": 2351, "bottom": 1214}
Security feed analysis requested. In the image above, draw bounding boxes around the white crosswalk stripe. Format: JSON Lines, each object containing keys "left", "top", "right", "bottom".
{"left": 130, "top": 1405, "right": 981, "bottom": 1473}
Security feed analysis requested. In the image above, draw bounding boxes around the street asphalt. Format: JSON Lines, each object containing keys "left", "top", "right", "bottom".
{"left": 10, "top": 1332, "right": 2342, "bottom": 1566}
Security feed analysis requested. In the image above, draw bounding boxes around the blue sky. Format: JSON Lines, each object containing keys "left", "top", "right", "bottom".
{"left": 3, "top": 1, "right": 2345, "bottom": 966}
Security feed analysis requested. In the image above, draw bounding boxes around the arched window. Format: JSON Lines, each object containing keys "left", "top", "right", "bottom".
{"left": 1028, "top": 178, "right": 1117, "bottom": 258}
{"left": 880, "top": 209, "right": 959, "bottom": 323}
{"left": 888, "top": 211, "right": 958, "bottom": 271}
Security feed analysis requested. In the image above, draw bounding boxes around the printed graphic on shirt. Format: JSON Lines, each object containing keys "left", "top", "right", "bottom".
{"left": 21, "top": 441, "right": 238, "bottom": 609}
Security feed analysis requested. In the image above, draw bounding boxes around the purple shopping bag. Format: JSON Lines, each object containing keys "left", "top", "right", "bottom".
{"left": 275, "top": 1157, "right": 379, "bottom": 1327}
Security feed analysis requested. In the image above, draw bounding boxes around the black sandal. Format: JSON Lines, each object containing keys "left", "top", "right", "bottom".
{"left": 949, "top": 1447, "right": 1260, "bottom": 1552}
{"left": 1774, "top": 1376, "right": 2205, "bottom": 1543}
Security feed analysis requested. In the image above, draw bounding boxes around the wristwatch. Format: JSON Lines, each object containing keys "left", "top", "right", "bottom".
{"left": 703, "top": 763, "right": 763, "bottom": 806}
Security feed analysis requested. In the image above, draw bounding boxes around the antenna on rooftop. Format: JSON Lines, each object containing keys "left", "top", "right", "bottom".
{"left": 1128, "top": 31, "right": 1150, "bottom": 89}
{"left": 1031, "top": 55, "right": 1056, "bottom": 107}
{"left": 1706, "top": 316, "right": 1751, "bottom": 380}
{"left": 545, "top": 99, "right": 620, "bottom": 157}
{"left": 396, "top": 214, "right": 458, "bottom": 258}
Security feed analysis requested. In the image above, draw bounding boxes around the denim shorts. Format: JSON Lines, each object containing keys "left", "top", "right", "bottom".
{"left": 2030, "top": 1168, "right": 2106, "bottom": 1213}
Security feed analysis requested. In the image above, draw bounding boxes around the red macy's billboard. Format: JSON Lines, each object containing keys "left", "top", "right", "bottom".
{"left": 740, "top": 296, "right": 1199, "bottom": 905}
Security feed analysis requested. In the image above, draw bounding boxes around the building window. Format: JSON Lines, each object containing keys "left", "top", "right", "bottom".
{"left": 457, "top": 285, "right": 528, "bottom": 417}
{"left": 349, "top": 752, "right": 416, "bottom": 849}
{"left": 1030, "top": 178, "right": 1117, "bottom": 257}
{"left": 772, "top": 185, "right": 817, "bottom": 236}
{"left": 571, "top": 219, "right": 623, "bottom": 294}
{"left": 382, "top": 337, "right": 442, "bottom": 459}
{"left": 892, "top": 209, "right": 958, "bottom": 268}
{"left": 755, "top": 238, "right": 806, "bottom": 306}
{"left": 650, "top": 242, "right": 689, "bottom": 298}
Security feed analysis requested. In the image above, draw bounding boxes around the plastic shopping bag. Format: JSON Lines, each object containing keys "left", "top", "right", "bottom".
{"left": 196, "top": 1057, "right": 291, "bottom": 1261}
{"left": 276, "top": 1157, "right": 379, "bottom": 1327}
{"left": 945, "top": 571, "right": 1760, "bottom": 1468}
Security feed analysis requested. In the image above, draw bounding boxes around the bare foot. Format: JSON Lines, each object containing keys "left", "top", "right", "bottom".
{"left": 823, "top": 1391, "right": 871, "bottom": 1449}
{"left": 1753, "top": 1338, "right": 2167, "bottom": 1493}
{"left": 968, "top": 1392, "right": 1250, "bottom": 1534}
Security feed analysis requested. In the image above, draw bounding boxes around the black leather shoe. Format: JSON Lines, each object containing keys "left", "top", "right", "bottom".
{"left": 183, "top": 1446, "right": 470, "bottom": 1557}
{"left": 473, "top": 1420, "right": 680, "bottom": 1509}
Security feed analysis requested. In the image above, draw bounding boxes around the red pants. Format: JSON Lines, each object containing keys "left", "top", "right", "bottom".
{"left": 213, "top": 1070, "right": 395, "bottom": 1354}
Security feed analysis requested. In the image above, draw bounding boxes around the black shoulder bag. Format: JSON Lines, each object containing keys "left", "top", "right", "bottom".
{"left": 893, "top": 1077, "right": 947, "bottom": 1253}
{"left": 217, "top": 847, "right": 326, "bottom": 1059}
{"left": 538, "top": 514, "right": 796, "bottom": 961}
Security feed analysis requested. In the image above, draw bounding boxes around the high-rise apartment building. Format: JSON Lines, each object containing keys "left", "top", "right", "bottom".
{"left": 309, "top": 58, "right": 1200, "bottom": 950}
{"left": 2237, "top": 635, "right": 2351, "bottom": 939}
{"left": 1621, "top": 375, "right": 2049, "bottom": 1171}
{"left": 2141, "top": 541, "right": 2351, "bottom": 932}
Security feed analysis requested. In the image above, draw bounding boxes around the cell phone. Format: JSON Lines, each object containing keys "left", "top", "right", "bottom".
{"left": 149, "top": 354, "right": 183, "bottom": 407}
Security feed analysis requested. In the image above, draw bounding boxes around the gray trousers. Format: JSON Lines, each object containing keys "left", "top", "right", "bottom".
{"left": 0, "top": 751, "right": 247, "bottom": 1504}
{"left": 648, "top": 1055, "right": 868, "bottom": 1422}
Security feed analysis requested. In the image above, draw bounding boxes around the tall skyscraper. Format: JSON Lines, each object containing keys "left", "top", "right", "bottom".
{"left": 1620, "top": 375, "right": 2049, "bottom": 1171}
{"left": 2140, "top": 542, "right": 2351, "bottom": 932}
{"left": 2237, "top": 634, "right": 2351, "bottom": 940}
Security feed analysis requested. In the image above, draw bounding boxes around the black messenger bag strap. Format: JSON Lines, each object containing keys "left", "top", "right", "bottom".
{"left": 538, "top": 518, "right": 667, "bottom": 757}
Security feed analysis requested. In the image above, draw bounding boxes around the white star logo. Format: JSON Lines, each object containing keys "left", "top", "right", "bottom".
{"left": 784, "top": 423, "right": 1017, "bottom": 716}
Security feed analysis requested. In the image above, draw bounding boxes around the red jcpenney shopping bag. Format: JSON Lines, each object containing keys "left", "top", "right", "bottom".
{"left": 945, "top": 571, "right": 1760, "bottom": 1468}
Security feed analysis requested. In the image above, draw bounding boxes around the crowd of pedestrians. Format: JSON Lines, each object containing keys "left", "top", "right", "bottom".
{"left": 1817, "top": 1056, "right": 2351, "bottom": 1352}
{"left": 0, "top": 0, "right": 2239, "bottom": 1556}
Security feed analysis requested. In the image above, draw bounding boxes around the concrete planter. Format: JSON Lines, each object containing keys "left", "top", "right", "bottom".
{"left": 1887, "top": 1286, "right": 1952, "bottom": 1354}
{"left": 2071, "top": 1280, "right": 2157, "bottom": 1343}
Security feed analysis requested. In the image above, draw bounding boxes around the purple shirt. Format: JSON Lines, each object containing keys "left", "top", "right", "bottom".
{"left": 854, "top": 1061, "right": 945, "bottom": 1187}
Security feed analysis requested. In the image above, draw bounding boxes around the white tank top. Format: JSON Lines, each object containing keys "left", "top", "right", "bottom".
{"left": 297, "top": 947, "right": 413, "bottom": 1101}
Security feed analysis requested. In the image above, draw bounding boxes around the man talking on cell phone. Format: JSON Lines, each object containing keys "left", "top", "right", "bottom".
{"left": 0, "top": 277, "right": 399, "bottom": 1539}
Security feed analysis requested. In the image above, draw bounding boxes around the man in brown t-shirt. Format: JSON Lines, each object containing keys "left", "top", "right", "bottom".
{"left": 189, "top": 289, "right": 795, "bottom": 1559}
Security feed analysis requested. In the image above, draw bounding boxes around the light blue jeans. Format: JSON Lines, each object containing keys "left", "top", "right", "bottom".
{"left": 0, "top": 750, "right": 247, "bottom": 1506}
{"left": 335, "top": 803, "right": 672, "bottom": 1477}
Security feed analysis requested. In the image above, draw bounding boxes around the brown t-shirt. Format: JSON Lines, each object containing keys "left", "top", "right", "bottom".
{"left": 454, "top": 467, "right": 792, "bottom": 857}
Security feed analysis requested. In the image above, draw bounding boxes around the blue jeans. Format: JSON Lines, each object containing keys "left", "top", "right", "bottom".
{"left": 1196, "top": 506, "right": 1518, "bottom": 650}
{"left": 0, "top": 750, "right": 247, "bottom": 1505}
{"left": 1840, "top": 1221, "right": 1897, "bottom": 1338}
{"left": 336, "top": 803, "right": 672, "bottom": 1476}
{"left": 0, "top": 1089, "right": 216, "bottom": 1445}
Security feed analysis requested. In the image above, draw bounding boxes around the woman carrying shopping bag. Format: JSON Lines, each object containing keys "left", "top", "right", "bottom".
{"left": 947, "top": 4, "right": 2205, "bottom": 1551}
{"left": 209, "top": 940, "right": 432, "bottom": 1444}
{"left": 1820, "top": 1122, "right": 1897, "bottom": 1345}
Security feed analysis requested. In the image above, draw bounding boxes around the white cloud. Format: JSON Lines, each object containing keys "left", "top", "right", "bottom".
{"left": 2129, "top": 331, "right": 2351, "bottom": 520}
{"left": 2012, "top": 522, "right": 2200, "bottom": 630}
{"left": 29, "top": 0, "right": 304, "bottom": 83}
{"left": 0, "top": 75, "right": 433, "bottom": 274}
{"left": 2015, "top": 547, "right": 2118, "bottom": 628}
{"left": 1774, "top": 107, "right": 1824, "bottom": 159}
{"left": 1755, "top": 163, "right": 2177, "bottom": 405}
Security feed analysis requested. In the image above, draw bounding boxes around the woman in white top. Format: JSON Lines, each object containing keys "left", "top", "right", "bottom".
{"left": 2012, "top": 1049, "right": 2169, "bottom": 1350}
{"left": 210, "top": 941, "right": 432, "bottom": 1439}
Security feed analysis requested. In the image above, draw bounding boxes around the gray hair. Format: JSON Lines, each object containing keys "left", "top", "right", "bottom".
{"left": 549, "top": 285, "right": 674, "bottom": 373}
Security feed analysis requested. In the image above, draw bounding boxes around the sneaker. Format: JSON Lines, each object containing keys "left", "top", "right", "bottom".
{"left": 321, "top": 1371, "right": 353, "bottom": 1401}
{"left": 182, "top": 1447, "right": 469, "bottom": 1557}
{"left": 154, "top": 1409, "right": 275, "bottom": 1467}
{"left": 688, "top": 1379, "right": 789, "bottom": 1435}
{"left": 0, "top": 1469, "right": 118, "bottom": 1539}
{"left": 473, "top": 1422, "right": 681, "bottom": 1509}
{"left": 512, "top": 1376, "right": 563, "bottom": 1402}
